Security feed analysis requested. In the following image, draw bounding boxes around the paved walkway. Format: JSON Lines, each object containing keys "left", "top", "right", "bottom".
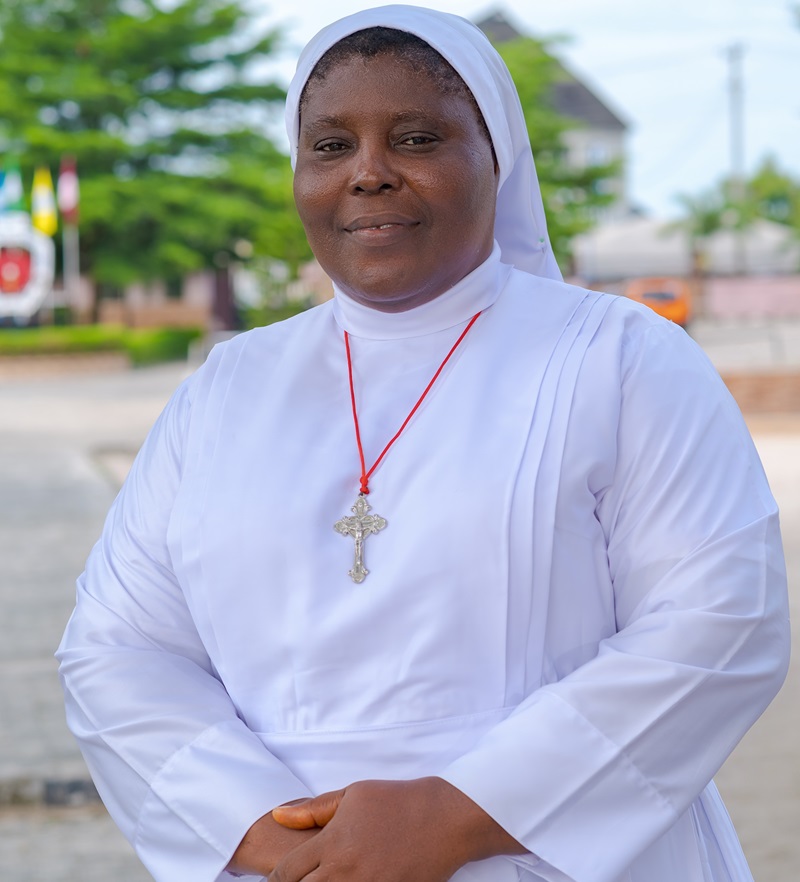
{"left": 0, "top": 334, "right": 798, "bottom": 881}
{"left": 0, "top": 364, "right": 186, "bottom": 881}
{"left": 714, "top": 430, "right": 800, "bottom": 879}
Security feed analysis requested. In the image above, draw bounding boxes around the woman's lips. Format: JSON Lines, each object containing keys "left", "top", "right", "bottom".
{"left": 344, "top": 216, "right": 419, "bottom": 245}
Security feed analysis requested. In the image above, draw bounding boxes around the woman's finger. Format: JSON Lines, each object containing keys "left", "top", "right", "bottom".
{"left": 272, "top": 788, "right": 345, "bottom": 829}
{"left": 272, "top": 799, "right": 316, "bottom": 830}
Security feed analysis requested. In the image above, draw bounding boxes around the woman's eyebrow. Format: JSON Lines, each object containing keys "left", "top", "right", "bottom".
{"left": 302, "top": 109, "right": 440, "bottom": 136}
{"left": 303, "top": 115, "right": 348, "bottom": 135}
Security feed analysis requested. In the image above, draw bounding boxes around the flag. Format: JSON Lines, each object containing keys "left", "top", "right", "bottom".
{"left": 31, "top": 166, "right": 58, "bottom": 236}
{"left": 57, "top": 155, "right": 79, "bottom": 225}
{"left": 0, "top": 157, "right": 26, "bottom": 213}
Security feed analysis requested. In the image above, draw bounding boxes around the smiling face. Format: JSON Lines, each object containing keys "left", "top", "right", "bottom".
{"left": 293, "top": 51, "right": 498, "bottom": 312}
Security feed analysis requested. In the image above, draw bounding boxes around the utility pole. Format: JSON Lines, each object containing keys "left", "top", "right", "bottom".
{"left": 725, "top": 43, "right": 747, "bottom": 274}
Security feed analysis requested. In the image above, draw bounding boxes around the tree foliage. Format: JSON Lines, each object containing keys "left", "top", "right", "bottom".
{"left": 0, "top": 0, "right": 311, "bottom": 287}
{"left": 675, "top": 157, "right": 800, "bottom": 243}
{"left": 747, "top": 157, "right": 800, "bottom": 230}
{"left": 497, "top": 38, "right": 620, "bottom": 270}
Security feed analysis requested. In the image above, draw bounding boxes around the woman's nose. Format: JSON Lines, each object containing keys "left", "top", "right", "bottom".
{"left": 349, "top": 144, "right": 401, "bottom": 194}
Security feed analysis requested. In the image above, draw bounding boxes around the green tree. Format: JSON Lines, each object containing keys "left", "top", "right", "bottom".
{"left": 0, "top": 0, "right": 310, "bottom": 292}
{"left": 673, "top": 157, "right": 800, "bottom": 286}
{"left": 497, "top": 38, "right": 620, "bottom": 271}
{"left": 675, "top": 158, "right": 800, "bottom": 244}
{"left": 747, "top": 157, "right": 800, "bottom": 230}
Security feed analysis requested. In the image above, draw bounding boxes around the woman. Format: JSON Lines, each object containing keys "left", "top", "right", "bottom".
{"left": 57, "top": 6, "right": 789, "bottom": 882}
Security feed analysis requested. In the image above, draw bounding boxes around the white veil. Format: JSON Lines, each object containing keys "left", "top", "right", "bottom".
{"left": 285, "top": 4, "right": 563, "bottom": 282}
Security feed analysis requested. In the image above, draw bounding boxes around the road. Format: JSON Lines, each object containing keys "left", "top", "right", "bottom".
{"left": 0, "top": 319, "right": 798, "bottom": 881}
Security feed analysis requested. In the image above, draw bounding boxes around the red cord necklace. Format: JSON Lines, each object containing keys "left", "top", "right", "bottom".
{"left": 333, "top": 311, "right": 482, "bottom": 583}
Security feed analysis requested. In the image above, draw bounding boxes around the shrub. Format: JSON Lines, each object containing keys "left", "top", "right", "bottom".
{"left": 0, "top": 326, "right": 203, "bottom": 365}
{"left": 0, "top": 326, "right": 127, "bottom": 355}
{"left": 124, "top": 328, "right": 203, "bottom": 366}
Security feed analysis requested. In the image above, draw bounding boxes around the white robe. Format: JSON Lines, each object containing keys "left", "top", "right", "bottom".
{"left": 57, "top": 248, "right": 790, "bottom": 882}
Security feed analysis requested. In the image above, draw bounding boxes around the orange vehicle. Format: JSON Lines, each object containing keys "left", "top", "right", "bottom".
{"left": 622, "top": 276, "right": 693, "bottom": 327}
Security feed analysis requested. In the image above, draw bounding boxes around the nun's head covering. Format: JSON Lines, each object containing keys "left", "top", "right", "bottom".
{"left": 285, "top": 4, "right": 562, "bottom": 282}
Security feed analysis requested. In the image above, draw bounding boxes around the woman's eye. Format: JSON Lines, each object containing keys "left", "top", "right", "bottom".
{"left": 400, "top": 135, "right": 435, "bottom": 147}
{"left": 316, "top": 141, "right": 348, "bottom": 153}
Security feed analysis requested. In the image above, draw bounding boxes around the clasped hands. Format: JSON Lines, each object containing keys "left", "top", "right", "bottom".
{"left": 228, "top": 776, "right": 525, "bottom": 882}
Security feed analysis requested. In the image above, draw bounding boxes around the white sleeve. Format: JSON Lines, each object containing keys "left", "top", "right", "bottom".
{"left": 56, "top": 378, "right": 312, "bottom": 882}
{"left": 440, "top": 315, "right": 790, "bottom": 882}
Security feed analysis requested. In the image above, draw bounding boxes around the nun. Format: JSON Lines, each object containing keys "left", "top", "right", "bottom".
{"left": 57, "top": 6, "right": 789, "bottom": 882}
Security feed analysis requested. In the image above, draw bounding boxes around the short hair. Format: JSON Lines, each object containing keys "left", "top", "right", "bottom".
{"left": 299, "top": 27, "right": 493, "bottom": 148}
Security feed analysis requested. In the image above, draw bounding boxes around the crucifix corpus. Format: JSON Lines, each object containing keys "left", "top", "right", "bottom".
{"left": 334, "top": 494, "right": 387, "bottom": 584}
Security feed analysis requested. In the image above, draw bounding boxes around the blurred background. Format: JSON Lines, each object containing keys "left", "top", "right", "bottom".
{"left": 0, "top": 1, "right": 798, "bottom": 880}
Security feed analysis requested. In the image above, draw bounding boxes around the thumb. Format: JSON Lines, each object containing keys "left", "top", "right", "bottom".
{"left": 272, "top": 789, "right": 345, "bottom": 829}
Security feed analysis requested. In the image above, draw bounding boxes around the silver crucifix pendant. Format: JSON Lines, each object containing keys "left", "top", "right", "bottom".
{"left": 333, "top": 494, "right": 387, "bottom": 583}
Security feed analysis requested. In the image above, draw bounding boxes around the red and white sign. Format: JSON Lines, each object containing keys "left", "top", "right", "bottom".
{"left": 0, "top": 214, "right": 55, "bottom": 319}
{"left": 0, "top": 246, "right": 32, "bottom": 294}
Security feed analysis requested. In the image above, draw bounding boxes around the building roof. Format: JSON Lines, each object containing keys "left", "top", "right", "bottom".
{"left": 477, "top": 9, "right": 522, "bottom": 44}
{"left": 550, "top": 78, "right": 627, "bottom": 131}
{"left": 476, "top": 10, "right": 627, "bottom": 132}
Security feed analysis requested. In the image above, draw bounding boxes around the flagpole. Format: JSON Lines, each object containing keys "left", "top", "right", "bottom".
{"left": 57, "top": 156, "right": 80, "bottom": 321}
{"left": 62, "top": 223, "right": 80, "bottom": 320}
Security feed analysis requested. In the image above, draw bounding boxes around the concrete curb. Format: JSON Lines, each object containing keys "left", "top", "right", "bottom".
{"left": 0, "top": 777, "right": 100, "bottom": 808}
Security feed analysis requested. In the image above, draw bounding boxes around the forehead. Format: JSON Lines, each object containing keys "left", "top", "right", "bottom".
{"left": 301, "top": 27, "right": 470, "bottom": 100}
{"left": 299, "top": 53, "right": 481, "bottom": 132}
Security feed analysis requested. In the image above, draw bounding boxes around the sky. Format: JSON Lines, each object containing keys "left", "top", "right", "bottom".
{"left": 256, "top": 0, "right": 800, "bottom": 219}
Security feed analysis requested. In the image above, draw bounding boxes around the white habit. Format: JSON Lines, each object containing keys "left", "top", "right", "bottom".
{"left": 57, "top": 6, "right": 789, "bottom": 882}
{"left": 58, "top": 248, "right": 789, "bottom": 882}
